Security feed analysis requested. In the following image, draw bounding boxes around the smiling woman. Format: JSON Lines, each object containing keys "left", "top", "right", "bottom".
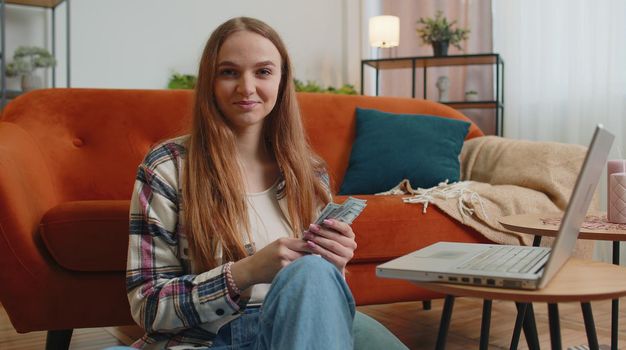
{"left": 122, "top": 16, "right": 408, "bottom": 349}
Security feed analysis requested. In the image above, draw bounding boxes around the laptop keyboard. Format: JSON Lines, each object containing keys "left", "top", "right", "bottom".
{"left": 457, "top": 246, "right": 550, "bottom": 273}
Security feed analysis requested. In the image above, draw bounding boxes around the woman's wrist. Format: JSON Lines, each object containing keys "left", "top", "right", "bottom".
{"left": 229, "top": 258, "right": 252, "bottom": 291}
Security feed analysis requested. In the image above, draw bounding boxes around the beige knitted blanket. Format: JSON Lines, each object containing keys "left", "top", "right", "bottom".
{"left": 379, "top": 136, "right": 596, "bottom": 259}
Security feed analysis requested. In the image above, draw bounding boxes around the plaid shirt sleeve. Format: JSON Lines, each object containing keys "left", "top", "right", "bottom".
{"left": 126, "top": 142, "right": 240, "bottom": 334}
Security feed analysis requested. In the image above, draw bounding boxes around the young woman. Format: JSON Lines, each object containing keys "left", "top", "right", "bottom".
{"left": 126, "top": 17, "right": 407, "bottom": 349}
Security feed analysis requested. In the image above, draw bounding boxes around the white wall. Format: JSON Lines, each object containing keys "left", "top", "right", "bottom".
{"left": 4, "top": 0, "right": 361, "bottom": 90}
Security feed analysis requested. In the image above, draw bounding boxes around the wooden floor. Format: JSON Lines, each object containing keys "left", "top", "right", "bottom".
{"left": 360, "top": 298, "right": 625, "bottom": 349}
{"left": 1, "top": 298, "right": 625, "bottom": 349}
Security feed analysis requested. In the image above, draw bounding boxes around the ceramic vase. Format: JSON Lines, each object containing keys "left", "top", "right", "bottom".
{"left": 21, "top": 74, "right": 42, "bottom": 92}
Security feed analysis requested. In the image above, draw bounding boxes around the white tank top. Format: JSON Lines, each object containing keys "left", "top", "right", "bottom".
{"left": 245, "top": 180, "right": 292, "bottom": 305}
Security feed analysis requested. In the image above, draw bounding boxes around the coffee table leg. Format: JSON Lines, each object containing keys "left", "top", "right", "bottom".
{"left": 436, "top": 295, "right": 455, "bottom": 350}
{"left": 581, "top": 302, "right": 599, "bottom": 350}
{"left": 480, "top": 300, "right": 492, "bottom": 350}
{"left": 548, "top": 303, "right": 562, "bottom": 350}
{"left": 611, "top": 299, "right": 618, "bottom": 350}
{"left": 521, "top": 303, "right": 540, "bottom": 350}
{"left": 612, "top": 241, "right": 620, "bottom": 350}
{"left": 509, "top": 302, "right": 528, "bottom": 350}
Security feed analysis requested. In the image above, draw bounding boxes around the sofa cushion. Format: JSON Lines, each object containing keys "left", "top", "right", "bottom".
{"left": 340, "top": 194, "right": 490, "bottom": 262}
{"left": 297, "top": 93, "right": 484, "bottom": 195}
{"left": 339, "top": 108, "right": 470, "bottom": 195}
{"left": 40, "top": 200, "right": 130, "bottom": 272}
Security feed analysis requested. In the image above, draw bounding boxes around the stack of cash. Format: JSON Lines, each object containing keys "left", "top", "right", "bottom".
{"left": 314, "top": 197, "right": 367, "bottom": 225}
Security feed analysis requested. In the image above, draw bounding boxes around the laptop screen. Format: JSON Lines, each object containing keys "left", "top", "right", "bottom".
{"left": 538, "top": 125, "right": 614, "bottom": 288}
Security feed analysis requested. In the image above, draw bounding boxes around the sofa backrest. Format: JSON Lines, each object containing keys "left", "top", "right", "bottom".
{"left": 1, "top": 89, "right": 193, "bottom": 201}
{"left": 1, "top": 88, "right": 482, "bottom": 199}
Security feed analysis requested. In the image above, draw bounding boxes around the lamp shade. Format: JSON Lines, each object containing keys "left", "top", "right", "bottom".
{"left": 369, "top": 15, "right": 400, "bottom": 48}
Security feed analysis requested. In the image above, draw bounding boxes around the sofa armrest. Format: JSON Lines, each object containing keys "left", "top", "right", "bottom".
{"left": 0, "top": 122, "right": 61, "bottom": 300}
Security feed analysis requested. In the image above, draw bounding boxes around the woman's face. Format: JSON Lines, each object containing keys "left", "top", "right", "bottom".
{"left": 214, "top": 30, "right": 283, "bottom": 133}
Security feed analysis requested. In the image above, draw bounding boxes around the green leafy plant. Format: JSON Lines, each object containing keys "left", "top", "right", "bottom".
{"left": 167, "top": 72, "right": 197, "bottom": 89}
{"left": 5, "top": 46, "right": 56, "bottom": 77}
{"left": 294, "top": 79, "right": 357, "bottom": 95}
{"left": 416, "top": 11, "right": 470, "bottom": 49}
{"left": 163, "top": 74, "right": 357, "bottom": 94}
{"left": 294, "top": 79, "right": 323, "bottom": 93}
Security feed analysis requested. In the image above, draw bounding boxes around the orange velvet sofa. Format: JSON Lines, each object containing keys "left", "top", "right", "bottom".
{"left": 0, "top": 88, "right": 492, "bottom": 346}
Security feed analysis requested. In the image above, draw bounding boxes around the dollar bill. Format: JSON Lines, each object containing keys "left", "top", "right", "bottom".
{"left": 314, "top": 196, "right": 367, "bottom": 225}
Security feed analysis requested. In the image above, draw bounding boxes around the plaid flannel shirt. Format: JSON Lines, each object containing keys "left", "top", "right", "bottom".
{"left": 126, "top": 136, "right": 330, "bottom": 348}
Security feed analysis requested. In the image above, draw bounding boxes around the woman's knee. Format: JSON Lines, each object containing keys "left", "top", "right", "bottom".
{"left": 277, "top": 254, "right": 339, "bottom": 282}
{"left": 269, "top": 255, "right": 353, "bottom": 305}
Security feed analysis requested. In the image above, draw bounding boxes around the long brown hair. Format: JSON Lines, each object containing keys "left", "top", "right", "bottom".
{"left": 183, "top": 17, "right": 330, "bottom": 272}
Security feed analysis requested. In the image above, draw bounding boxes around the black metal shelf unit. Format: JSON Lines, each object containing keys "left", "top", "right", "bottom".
{"left": 361, "top": 53, "right": 504, "bottom": 136}
{"left": 1, "top": 0, "right": 70, "bottom": 109}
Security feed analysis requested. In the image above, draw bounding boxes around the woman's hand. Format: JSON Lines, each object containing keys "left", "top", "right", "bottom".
{"left": 230, "top": 237, "right": 311, "bottom": 290}
{"left": 302, "top": 219, "right": 357, "bottom": 275}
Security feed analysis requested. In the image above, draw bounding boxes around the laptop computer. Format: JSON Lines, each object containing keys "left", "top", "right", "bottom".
{"left": 376, "top": 125, "right": 614, "bottom": 290}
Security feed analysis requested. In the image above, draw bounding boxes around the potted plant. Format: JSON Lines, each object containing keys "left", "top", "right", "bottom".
{"left": 5, "top": 46, "right": 56, "bottom": 92}
{"left": 416, "top": 11, "right": 470, "bottom": 56}
{"left": 167, "top": 72, "right": 197, "bottom": 89}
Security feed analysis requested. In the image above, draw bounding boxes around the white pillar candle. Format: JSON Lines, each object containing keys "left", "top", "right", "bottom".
{"left": 609, "top": 172, "right": 626, "bottom": 223}
{"left": 607, "top": 159, "right": 626, "bottom": 221}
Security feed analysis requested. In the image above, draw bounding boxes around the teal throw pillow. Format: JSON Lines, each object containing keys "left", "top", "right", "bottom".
{"left": 338, "top": 108, "right": 470, "bottom": 195}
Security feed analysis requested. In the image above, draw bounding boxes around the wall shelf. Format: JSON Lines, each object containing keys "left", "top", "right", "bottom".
{"left": 1, "top": 0, "right": 70, "bottom": 109}
{"left": 361, "top": 53, "right": 504, "bottom": 136}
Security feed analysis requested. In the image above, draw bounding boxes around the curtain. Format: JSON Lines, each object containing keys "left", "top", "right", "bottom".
{"left": 369, "top": 0, "right": 494, "bottom": 133}
{"left": 493, "top": 0, "right": 626, "bottom": 263}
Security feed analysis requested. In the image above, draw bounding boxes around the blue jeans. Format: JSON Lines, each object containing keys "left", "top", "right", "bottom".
{"left": 215, "top": 255, "right": 356, "bottom": 349}
{"left": 106, "top": 255, "right": 407, "bottom": 349}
